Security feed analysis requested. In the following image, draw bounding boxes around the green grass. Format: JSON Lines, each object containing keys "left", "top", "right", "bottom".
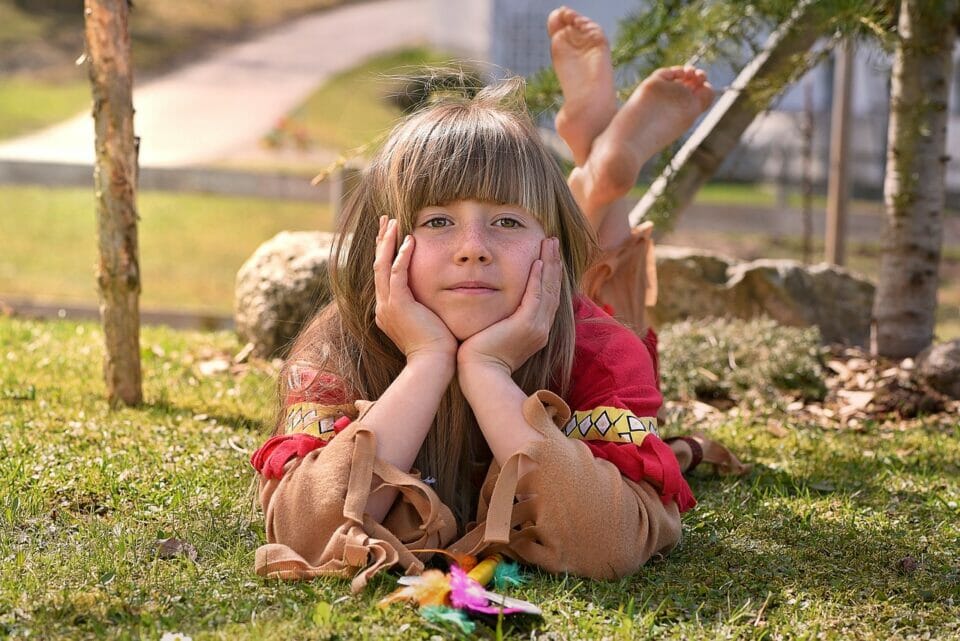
{"left": 0, "top": 0, "right": 352, "bottom": 74}
{"left": 0, "top": 0, "right": 351, "bottom": 140}
{"left": 1, "top": 316, "right": 957, "bottom": 639}
{"left": 0, "top": 74, "right": 90, "bottom": 139}
{"left": 268, "top": 48, "right": 453, "bottom": 154}
{"left": 0, "top": 186, "right": 331, "bottom": 314}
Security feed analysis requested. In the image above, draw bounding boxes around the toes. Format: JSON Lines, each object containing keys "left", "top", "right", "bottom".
{"left": 677, "top": 67, "right": 709, "bottom": 91}
{"left": 680, "top": 66, "right": 700, "bottom": 82}
{"left": 546, "top": 8, "right": 567, "bottom": 35}
{"left": 559, "top": 7, "right": 580, "bottom": 24}
{"left": 657, "top": 66, "right": 683, "bottom": 81}
{"left": 548, "top": 7, "right": 582, "bottom": 35}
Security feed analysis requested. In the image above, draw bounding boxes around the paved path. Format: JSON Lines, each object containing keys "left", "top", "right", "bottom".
{"left": 0, "top": 0, "right": 427, "bottom": 167}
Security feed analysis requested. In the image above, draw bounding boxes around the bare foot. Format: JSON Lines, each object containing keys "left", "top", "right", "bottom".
{"left": 548, "top": 6, "right": 617, "bottom": 166}
{"left": 570, "top": 66, "right": 715, "bottom": 221}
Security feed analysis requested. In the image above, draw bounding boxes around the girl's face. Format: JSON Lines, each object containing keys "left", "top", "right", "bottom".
{"left": 407, "top": 199, "right": 548, "bottom": 340}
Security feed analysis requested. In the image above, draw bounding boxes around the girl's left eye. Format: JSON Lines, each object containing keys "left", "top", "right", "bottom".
{"left": 494, "top": 217, "right": 523, "bottom": 229}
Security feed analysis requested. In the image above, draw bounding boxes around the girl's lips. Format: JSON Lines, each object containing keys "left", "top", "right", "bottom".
{"left": 448, "top": 286, "right": 497, "bottom": 294}
{"left": 446, "top": 281, "right": 498, "bottom": 295}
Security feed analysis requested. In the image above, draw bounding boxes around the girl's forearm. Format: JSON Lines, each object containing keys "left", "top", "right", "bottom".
{"left": 458, "top": 364, "right": 545, "bottom": 466}
{"left": 361, "top": 354, "right": 454, "bottom": 521}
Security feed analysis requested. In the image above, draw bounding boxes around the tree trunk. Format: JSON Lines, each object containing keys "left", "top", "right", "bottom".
{"left": 629, "top": 0, "right": 822, "bottom": 229}
{"left": 84, "top": 0, "right": 143, "bottom": 406}
{"left": 872, "top": 0, "right": 957, "bottom": 358}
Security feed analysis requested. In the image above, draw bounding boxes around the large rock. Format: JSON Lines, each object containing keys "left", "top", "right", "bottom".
{"left": 235, "top": 231, "right": 336, "bottom": 358}
{"left": 651, "top": 246, "right": 875, "bottom": 346}
{"left": 916, "top": 340, "right": 960, "bottom": 399}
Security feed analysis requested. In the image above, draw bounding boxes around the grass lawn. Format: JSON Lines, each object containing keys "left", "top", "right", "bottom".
{"left": 0, "top": 186, "right": 330, "bottom": 315}
{"left": 265, "top": 48, "right": 454, "bottom": 155}
{"left": 0, "top": 74, "right": 91, "bottom": 140}
{"left": 0, "top": 0, "right": 351, "bottom": 140}
{"left": 1, "top": 316, "right": 957, "bottom": 639}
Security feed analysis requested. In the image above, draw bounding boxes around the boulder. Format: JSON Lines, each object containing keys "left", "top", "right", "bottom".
{"left": 916, "top": 340, "right": 960, "bottom": 399}
{"left": 235, "top": 231, "right": 336, "bottom": 358}
{"left": 651, "top": 246, "right": 875, "bottom": 346}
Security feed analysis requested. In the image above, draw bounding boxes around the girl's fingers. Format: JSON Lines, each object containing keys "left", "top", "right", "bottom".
{"left": 374, "top": 218, "right": 396, "bottom": 302}
{"left": 539, "top": 237, "right": 562, "bottom": 318}
{"left": 376, "top": 215, "right": 386, "bottom": 243}
{"left": 518, "top": 237, "right": 559, "bottom": 321}
{"left": 389, "top": 233, "right": 415, "bottom": 300}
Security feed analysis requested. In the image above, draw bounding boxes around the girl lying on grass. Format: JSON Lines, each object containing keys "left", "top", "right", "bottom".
{"left": 250, "top": 7, "right": 744, "bottom": 592}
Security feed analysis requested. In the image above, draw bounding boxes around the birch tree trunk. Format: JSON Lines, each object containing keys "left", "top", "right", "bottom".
{"left": 872, "top": 0, "right": 958, "bottom": 358}
{"left": 84, "top": 0, "right": 143, "bottom": 406}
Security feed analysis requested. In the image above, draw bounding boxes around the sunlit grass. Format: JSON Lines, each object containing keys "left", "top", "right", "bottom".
{"left": 0, "top": 75, "right": 90, "bottom": 140}
{"left": 272, "top": 47, "right": 453, "bottom": 154}
{"left": 1, "top": 315, "right": 957, "bottom": 639}
{"left": 0, "top": 0, "right": 351, "bottom": 140}
{"left": 0, "top": 186, "right": 330, "bottom": 314}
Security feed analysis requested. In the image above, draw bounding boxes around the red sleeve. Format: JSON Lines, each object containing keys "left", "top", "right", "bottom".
{"left": 251, "top": 365, "right": 354, "bottom": 479}
{"left": 584, "top": 439, "right": 696, "bottom": 512}
{"left": 568, "top": 296, "right": 695, "bottom": 512}
{"left": 284, "top": 366, "right": 353, "bottom": 406}
{"left": 567, "top": 297, "right": 662, "bottom": 416}
{"left": 250, "top": 415, "right": 352, "bottom": 479}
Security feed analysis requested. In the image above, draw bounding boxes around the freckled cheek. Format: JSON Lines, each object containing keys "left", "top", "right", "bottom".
{"left": 406, "top": 241, "right": 446, "bottom": 302}
{"left": 511, "top": 240, "right": 544, "bottom": 277}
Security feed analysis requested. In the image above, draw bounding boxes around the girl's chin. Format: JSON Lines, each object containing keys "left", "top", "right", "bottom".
{"left": 446, "top": 315, "right": 505, "bottom": 341}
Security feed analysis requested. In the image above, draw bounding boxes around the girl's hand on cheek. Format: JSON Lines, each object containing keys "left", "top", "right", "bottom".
{"left": 457, "top": 237, "right": 562, "bottom": 375}
{"left": 374, "top": 216, "right": 457, "bottom": 364}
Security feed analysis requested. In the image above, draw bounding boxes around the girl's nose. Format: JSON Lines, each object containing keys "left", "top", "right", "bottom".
{"left": 454, "top": 228, "right": 491, "bottom": 264}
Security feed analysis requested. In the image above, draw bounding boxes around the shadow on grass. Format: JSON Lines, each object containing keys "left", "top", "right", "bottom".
{"left": 142, "top": 398, "right": 266, "bottom": 433}
{"left": 567, "top": 454, "right": 960, "bottom": 628}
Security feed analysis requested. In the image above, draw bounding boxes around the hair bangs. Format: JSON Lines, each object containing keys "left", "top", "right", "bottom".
{"left": 389, "top": 105, "right": 556, "bottom": 227}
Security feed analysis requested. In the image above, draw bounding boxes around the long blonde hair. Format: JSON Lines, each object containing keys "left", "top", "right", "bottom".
{"left": 280, "top": 77, "right": 598, "bottom": 525}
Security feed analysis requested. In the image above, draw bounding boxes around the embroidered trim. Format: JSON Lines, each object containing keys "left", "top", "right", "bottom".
{"left": 563, "top": 406, "right": 658, "bottom": 444}
{"left": 284, "top": 402, "right": 352, "bottom": 440}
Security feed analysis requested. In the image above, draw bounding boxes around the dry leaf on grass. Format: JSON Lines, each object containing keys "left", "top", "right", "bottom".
{"left": 156, "top": 538, "right": 197, "bottom": 562}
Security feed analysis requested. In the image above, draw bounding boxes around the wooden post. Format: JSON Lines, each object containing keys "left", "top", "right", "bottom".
{"left": 801, "top": 79, "right": 815, "bottom": 265}
{"left": 84, "top": 0, "right": 143, "bottom": 407}
{"left": 825, "top": 41, "right": 854, "bottom": 266}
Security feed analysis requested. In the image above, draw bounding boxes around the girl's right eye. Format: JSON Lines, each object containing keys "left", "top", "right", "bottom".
{"left": 423, "top": 216, "right": 451, "bottom": 229}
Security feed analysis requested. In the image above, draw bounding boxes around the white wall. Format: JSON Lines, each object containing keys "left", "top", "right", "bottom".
{"left": 428, "top": 0, "right": 492, "bottom": 60}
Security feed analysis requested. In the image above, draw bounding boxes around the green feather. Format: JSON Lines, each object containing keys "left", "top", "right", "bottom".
{"left": 420, "top": 605, "right": 476, "bottom": 634}
{"left": 492, "top": 559, "right": 525, "bottom": 589}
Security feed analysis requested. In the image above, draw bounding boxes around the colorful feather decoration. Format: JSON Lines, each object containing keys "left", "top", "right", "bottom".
{"left": 378, "top": 553, "right": 541, "bottom": 627}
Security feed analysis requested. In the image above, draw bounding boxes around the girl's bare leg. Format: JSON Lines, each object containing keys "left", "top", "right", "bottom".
{"left": 547, "top": 6, "right": 618, "bottom": 167}
{"left": 567, "top": 66, "right": 715, "bottom": 249}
